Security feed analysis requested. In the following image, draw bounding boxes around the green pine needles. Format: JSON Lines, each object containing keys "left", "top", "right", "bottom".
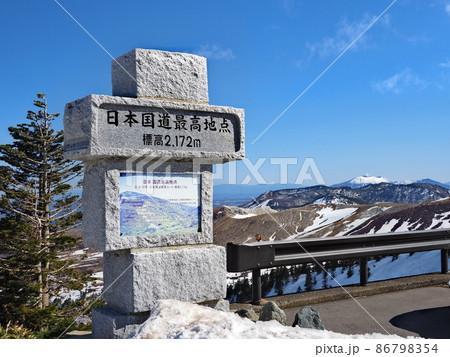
{"left": 0, "top": 94, "right": 89, "bottom": 337}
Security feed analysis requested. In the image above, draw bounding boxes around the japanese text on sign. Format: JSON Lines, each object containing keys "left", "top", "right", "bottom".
{"left": 106, "top": 110, "right": 231, "bottom": 133}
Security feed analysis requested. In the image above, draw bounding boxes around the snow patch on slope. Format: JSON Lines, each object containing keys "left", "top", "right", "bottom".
{"left": 313, "top": 197, "right": 350, "bottom": 205}
{"left": 303, "top": 207, "right": 357, "bottom": 234}
{"left": 430, "top": 213, "right": 450, "bottom": 229}
{"left": 251, "top": 199, "right": 271, "bottom": 208}
{"left": 375, "top": 219, "right": 400, "bottom": 233}
{"left": 336, "top": 217, "right": 371, "bottom": 236}
{"left": 233, "top": 213, "right": 257, "bottom": 219}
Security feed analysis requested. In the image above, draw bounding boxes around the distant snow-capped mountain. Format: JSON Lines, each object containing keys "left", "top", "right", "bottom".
{"left": 332, "top": 175, "right": 390, "bottom": 188}
{"left": 333, "top": 176, "right": 450, "bottom": 190}
{"left": 394, "top": 178, "right": 450, "bottom": 190}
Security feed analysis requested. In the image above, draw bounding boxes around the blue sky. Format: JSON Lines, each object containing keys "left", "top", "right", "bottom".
{"left": 2, "top": 0, "right": 450, "bottom": 186}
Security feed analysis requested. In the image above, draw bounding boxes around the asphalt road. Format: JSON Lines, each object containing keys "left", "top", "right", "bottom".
{"left": 283, "top": 286, "right": 450, "bottom": 338}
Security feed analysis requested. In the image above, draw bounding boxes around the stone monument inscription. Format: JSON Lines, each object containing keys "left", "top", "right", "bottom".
{"left": 102, "top": 106, "right": 238, "bottom": 151}
{"left": 64, "top": 95, "right": 244, "bottom": 161}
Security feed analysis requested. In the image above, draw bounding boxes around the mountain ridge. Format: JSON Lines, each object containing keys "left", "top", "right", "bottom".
{"left": 213, "top": 176, "right": 450, "bottom": 207}
{"left": 242, "top": 182, "right": 450, "bottom": 210}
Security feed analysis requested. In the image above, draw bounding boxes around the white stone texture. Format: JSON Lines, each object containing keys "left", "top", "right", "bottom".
{"left": 112, "top": 48, "right": 209, "bottom": 103}
{"left": 63, "top": 94, "right": 244, "bottom": 162}
{"left": 92, "top": 306, "right": 149, "bottom": 339}
{"left": 103, "top": 245, "right": 227, "bottom": 313}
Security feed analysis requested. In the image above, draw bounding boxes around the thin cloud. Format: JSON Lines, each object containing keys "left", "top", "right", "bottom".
{"left": 406, "top": 34, "right": 432, "bottom": 43}
{"left": 194, "top": 44, "right": 235, "bottom": 60}
{"left": 439, "top": 60, "right": 450, "bottom": 68}
{"left": 306, "top": 14, "right": 378, "bottom": 59}
{"left": 446, "top": 4, "right": 450, "bottom": 15}
{"left": 372, "top": 69, "right": 425, "bottom": 94}
{"left": 282, "top": 0, "right": 300, "bottom": 17}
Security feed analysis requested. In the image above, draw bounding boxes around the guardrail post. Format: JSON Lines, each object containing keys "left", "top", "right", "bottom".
{"left": 251, "top": 268, "right": 262, "bottom": 305}
{"left": 441, "top": 249, "right": 448, "bottom": 274}
{"left": 359, "top": 257, "right": 368, "bottom": 286}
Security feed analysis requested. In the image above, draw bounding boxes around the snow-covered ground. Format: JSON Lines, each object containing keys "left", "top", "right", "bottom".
{"left": 51, "top": 248, "right": 103, "bottom": 305}
{"left": 301, "top": 207, "right": 357, "bottom": 235}
{"left": 431, "top": 213, "right": 450, "bottom": 229}
{"left": 129, "top": 299, "right": 399, "bottom": 339}
{"left": 313, "top": 197, "right": 351, "bottom": 205}
{"left": 336, "top": 217, "right": 372, "bottom": 236}
{"left": 364, "top": 212, "right": 450, "bottom": 234}
{"left": 51, "top": 271, "right": 103, "bottom": 305}
{"left": 372, "top": 219, "right": 401, "bottom": 234}
{"left": 233, "top": 213, "right": 257, "bottom": 219}
{"left": 280, "top": 250, "right": 445, "bottom": 295}
{"left": 250, "top": 199, "right": 271, "bottom": 208}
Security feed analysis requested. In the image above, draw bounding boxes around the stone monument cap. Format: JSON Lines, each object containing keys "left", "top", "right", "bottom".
{"left": 112, "top": 48, "right": 209, "bottom": 103}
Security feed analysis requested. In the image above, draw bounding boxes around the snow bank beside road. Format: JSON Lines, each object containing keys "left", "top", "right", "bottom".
{"left": 129, "top": 299, "right": 399, "bottom": 339}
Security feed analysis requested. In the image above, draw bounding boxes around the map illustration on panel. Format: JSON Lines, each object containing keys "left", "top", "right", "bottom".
{"left": 119, "top": 173, "right": 201, "bottom": 237}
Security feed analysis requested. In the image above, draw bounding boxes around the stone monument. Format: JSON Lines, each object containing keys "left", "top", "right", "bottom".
{"left": 64, "top": 48, "right": 245, "bottom": 338}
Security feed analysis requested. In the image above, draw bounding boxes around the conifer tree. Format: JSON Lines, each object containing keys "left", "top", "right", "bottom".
{"left": 305, "top": 268, "right": 313, "bottom": 291}
{"left": 321, "top": 262, "right": 329, "bottom": 289}
{"left": 0, "top": 94, "right": 84, "bottom": 333}
{"left": 274, "top": 276, "right": 284, "bottom": 296}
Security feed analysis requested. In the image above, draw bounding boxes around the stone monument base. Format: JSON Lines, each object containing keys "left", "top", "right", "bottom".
{"left": 103, "top": 244, "right": 227, "bottom": 313}
{"left": 92, "top": 306, "right": 149, "bottom": 339}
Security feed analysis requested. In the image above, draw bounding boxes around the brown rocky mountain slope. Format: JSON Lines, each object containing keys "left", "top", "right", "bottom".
{"left": 213, "top": 198, "right": 450, "bottom": 246}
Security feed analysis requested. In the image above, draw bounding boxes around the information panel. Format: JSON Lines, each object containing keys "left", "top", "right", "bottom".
{"left": 119, "top": 173, "right": 201, "bottom": 237}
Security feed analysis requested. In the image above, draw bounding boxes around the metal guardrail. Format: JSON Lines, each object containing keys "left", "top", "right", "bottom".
{"left": 226, "top": 229, "right": 450, "bottom": 304}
